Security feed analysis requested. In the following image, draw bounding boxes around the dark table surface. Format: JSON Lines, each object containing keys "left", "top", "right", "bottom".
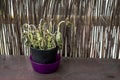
{"left": 0, "top": 55, "right": 120, "bottom": 80}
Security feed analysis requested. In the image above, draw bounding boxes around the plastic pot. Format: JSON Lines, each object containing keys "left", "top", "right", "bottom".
{"left": 30, "top": 54, "right": 61, "bottom": 74}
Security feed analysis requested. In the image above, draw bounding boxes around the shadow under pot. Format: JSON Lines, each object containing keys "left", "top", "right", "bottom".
{"left": 30, "top": 46, "right": 58, "bottom": 64}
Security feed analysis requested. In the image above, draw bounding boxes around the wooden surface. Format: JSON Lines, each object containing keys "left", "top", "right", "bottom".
{"left": 0, "top": 56, "right": 120, "bottom": 80}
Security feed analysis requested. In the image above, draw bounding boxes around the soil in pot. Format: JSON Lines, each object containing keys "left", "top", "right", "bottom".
{"left": 30, "top": 46, "right": 58, "bottom": 64}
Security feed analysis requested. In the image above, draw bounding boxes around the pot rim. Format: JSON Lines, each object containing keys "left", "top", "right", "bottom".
{"left": 30, "top": 46, "right": 59, "bottom": 52}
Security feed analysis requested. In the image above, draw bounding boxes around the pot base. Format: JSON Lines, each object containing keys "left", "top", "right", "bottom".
{"left": 30, "top": 54, "right": 61, "bottom": 74}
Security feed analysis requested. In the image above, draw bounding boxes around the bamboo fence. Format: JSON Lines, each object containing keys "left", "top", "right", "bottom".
{"left": 0, "top": 0, "right": 120, "bottom": 59}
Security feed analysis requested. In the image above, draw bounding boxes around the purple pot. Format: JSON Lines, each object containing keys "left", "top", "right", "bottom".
{"left": 30, "top": 54, "right": 61, "bottom": 74}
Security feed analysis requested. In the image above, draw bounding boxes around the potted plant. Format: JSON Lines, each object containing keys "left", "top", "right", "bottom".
{"left": 22, "top": 19, "right": 66, "bottom": 73}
